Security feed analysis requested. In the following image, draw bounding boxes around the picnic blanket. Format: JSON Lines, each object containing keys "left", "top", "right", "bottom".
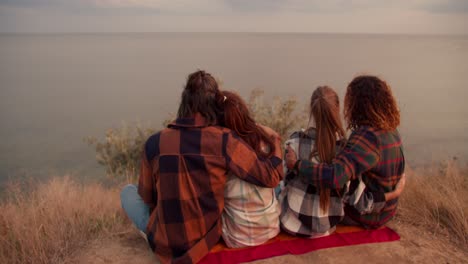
{"left": 200, "top": 225, "right": 400, "bottom": 264}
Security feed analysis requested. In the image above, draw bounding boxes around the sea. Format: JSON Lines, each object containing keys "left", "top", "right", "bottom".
{"left": 1, "top": 33, "right": 467, "bottom": 186}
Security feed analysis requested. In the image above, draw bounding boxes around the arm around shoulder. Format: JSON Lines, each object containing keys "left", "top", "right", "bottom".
{"left": 297, "top": 127, "right": 381, "bottom": 189}
{"left": 225, "top": 132, "right": 283, "bottom": 188}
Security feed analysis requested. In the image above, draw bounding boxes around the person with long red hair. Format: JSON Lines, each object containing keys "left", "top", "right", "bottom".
{"left": 219, "top": 90, "right": 282, "bottom": 248}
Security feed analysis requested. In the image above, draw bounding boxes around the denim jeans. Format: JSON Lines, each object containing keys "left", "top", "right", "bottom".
{"left": 120, "top": 184, "right": 150, "bottom": 233}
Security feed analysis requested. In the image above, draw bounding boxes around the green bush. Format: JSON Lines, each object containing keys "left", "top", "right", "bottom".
{"left": 87, "top": 89, "right": 307, "bottom": 181}
{"left": 85, "top": 123, "right": 158, "bottom": 183}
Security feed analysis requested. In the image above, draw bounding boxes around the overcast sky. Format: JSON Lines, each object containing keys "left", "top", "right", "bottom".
{"left": 0, "top": 0, "right": 467, "bottom": 34}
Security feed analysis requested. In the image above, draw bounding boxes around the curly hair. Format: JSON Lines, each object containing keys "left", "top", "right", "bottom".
{"left": 344, "top": 75, "right": 400, "bottom": 131}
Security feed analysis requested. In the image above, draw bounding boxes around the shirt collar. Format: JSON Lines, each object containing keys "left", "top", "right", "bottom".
{"left": 168, "top": 113, "right": 213, "bottom": 128}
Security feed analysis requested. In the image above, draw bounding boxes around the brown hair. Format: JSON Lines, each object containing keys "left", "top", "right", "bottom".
{"left": 344, "top": 75, "right": 400, "bottom": 131}
{"left": 309, "top": 86, "right": 346, "bottom": 212}
{"left": 177, "top": 70, "right": 223, "bottom": 125}
{"left": 221, "top": 90, "right": 276, "bottom": 158}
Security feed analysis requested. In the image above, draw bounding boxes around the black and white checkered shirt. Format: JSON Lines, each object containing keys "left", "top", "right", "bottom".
{"left": 279, "top": 129, "right": 385, "bottom": 237}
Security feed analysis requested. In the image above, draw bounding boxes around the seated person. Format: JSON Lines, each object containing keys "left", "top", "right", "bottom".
{"left": 219, "top": 90, "right": 281, "bottom": 248}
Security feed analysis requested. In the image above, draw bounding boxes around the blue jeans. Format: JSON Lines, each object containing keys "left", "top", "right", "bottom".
{"left": 120, "top": 184, "right": 150, "bottom": 233}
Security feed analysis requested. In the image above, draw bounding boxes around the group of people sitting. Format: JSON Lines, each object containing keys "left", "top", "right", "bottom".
{"left": 120, "top": 70, "right": 406, "bottom": 264}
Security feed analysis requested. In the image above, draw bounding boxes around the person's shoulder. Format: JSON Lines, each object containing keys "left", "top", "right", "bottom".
{"left": 144, "top": 131, "right": 163, "bottom": 162}
{"left": 206, "top": 125, "right": 232, "bottom": 134}
{"left": 146, "top": 131, "right": 162, "bottom": 145}
{"left": 351, "top": 126, "right": 379, "bottom": 136}
{"left": 349, "top": 126, "right": 381, "bottom": 146}
{"left": 356, "top": 127, "right": 402, "bottom": 143}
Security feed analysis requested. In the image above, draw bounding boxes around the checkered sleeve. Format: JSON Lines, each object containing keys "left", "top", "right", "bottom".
{"left": 298, "top": 127, "right": 381, "bottom": 189}
{"left": 346, "top": 178, "right": 386, "bottom": 214}
{"left": 137, "top": 134, "right": 160, "bottom": 212}
{"left": 225, "top": 132, "right": 283, "bottom": 188}
{"left": 137, "top": 151, "right": 157, "bottom": 212}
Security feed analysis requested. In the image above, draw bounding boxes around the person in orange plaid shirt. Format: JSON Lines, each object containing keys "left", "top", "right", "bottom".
{"left": 120, "top": 70, "right": 283, "bottom": 264}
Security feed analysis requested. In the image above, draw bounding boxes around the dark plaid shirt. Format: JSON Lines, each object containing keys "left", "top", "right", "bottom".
{"left": 138, "top": 114, "right": 283, "bottom": 264}
{"left": 297, "top": 126, "right": 405, "bottom": 228}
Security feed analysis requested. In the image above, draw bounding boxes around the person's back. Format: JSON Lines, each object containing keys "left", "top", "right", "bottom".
{"left": 280, "top": 128, "right": 347, "bottom": 237}
{"left": 142, "top": 120, "right": 230, "bottom": 262}
{"left": 344, "top": 127, "right": 404, "bottom": 228}
{"left": 279, "top": 86, "right": 348, "bottom": 237}
{"left": 122, "top": 71, "right": 283, "bottom": 264}
{"left": 222, "top": 173, "right": 280, "bottom": 247}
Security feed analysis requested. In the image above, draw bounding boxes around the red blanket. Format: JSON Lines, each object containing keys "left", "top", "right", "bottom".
{"left": 200, "top": 225, "right": 400, "bottom": 264}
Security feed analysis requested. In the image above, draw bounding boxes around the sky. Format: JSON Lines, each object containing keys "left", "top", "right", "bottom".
{"left": 0, "top": 0, "right": 467, "bottom": 34}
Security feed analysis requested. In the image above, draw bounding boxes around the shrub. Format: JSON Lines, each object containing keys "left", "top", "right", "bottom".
{"left": 248, "top": 88, "right": 308, "bottom": 141}
{"left": 85, "top": 123, "right": 159, "bottom": 183}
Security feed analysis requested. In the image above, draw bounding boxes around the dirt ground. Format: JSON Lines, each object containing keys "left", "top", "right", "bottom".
{"left": 71, "top": 221, "right": 468, "bottom": 264}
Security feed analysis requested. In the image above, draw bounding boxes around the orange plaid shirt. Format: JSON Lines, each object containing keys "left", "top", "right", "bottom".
{"left": 138, "top": 114, "right": 283, "bottom": 263}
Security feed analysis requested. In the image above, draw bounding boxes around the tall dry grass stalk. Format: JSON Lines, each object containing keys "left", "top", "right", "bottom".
{"left": 0, "top": 177, "right": 130, "bottom": 264}
{"left": 397, "top": 160, "right": 468, "bottom": 246}
{"left": 248, "top": 88, "right": 307, "bottom": 140}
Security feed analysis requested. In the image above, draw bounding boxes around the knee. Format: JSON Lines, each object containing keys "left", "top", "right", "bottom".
{"left": 120, "top": 184, "right": 137, "bottom": 205}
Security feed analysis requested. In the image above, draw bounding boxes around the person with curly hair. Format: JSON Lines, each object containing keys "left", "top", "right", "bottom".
{"left": 285, "top": 75, "right": 405, "bottom": 228}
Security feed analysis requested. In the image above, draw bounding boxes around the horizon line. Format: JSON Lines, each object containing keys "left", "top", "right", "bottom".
{"left": 1, "top": 31, "right": 467, "bottom": 37}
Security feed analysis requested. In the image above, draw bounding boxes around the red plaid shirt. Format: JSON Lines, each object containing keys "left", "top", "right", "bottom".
{"left": 138, "top": 113, "right": 283, "bottom": 264}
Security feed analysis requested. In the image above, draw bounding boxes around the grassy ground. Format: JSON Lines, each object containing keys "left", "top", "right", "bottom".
{"left": 397, "top": 160, "right": 468, "bottom": 246}
{"left": 0, "top": 161, "right": 466, "bottom": 263}
{"left": 0, "top": 177, "right": 130, "bottom": 264}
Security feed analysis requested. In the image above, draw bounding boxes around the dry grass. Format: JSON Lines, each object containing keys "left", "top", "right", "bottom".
{"left": 397, "top": 160, "right": 468, "bottom": 246}
{"left": 248, "top": 88, "right": 308, "bottom": 141}
{"left": 0, "top": 177, "right": 130, "bottom": 264}
{"left": 0, "top": 161, "right": 467, "bottom": 263}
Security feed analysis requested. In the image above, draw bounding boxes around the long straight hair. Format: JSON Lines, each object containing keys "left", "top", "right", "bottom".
{"left": 309, "top": 86, "right": 346, "bottom": 212}
{"left": 221, "top": 90, "right": 275, "bottom": 158}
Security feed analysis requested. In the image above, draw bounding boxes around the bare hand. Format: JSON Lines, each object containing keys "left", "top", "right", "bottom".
{"left": 394, "top": 173, "right": 406, "bottom": 195}
{"left": 285, "top": 145, "right": 298, "bottom": 170}
{"left": 384, "top": 173, "right": 406, "bottom": 201}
